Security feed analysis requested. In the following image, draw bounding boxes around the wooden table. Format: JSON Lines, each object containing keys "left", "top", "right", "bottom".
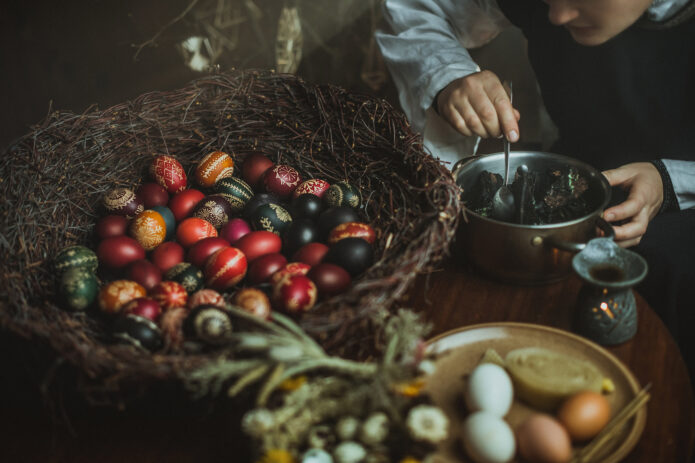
{"left": 1, "top": 260, "right": 693, "bottom": 462}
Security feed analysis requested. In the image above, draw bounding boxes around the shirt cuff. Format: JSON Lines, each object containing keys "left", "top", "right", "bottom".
{"left": 649, "top": 159, "right": 680, "bottom": 214}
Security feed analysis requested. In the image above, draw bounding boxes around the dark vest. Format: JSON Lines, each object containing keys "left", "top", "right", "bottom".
{"left": 496, "top": 0, "right": 695, "bottom": 170}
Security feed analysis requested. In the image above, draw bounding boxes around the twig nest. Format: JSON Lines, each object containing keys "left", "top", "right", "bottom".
{"left": 302, "top": 448, "right": 334, "bottom": 463}
{"left": 333, "top": 441, "right": 367, "bottom": 463}
{"left": 335, "top": 416, "right": 360, "bottom": 441}
{"left": 359, "top": 412, "right": 390, "bottom": 446}
{"left": 405, "top": 405, "right": 449, "bottom": 445}
{"left": 241, "top": 408, "right": 275, "bottom": 437}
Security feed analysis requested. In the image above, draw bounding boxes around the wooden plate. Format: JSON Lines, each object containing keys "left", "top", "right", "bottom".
{"left": 424, "top": 322, "right": 647, "bottom": 463}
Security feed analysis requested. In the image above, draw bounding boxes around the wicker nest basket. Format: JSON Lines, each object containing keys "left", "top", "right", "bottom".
{"left": 0, "top": 69, "right": 461, "bottom": 400}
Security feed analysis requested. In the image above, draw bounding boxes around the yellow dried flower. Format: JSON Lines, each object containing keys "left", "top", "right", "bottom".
{"left": 279, "top": 375, "right": 307, "bottom": 391}
{"left": 257, "top": 449, "right": 295, "bottom": 463}
{"left": 400, "top": 458, "right": 421, "bottom": 463}
{"left": 392, "top": 377, "right": 426, "bottom": 397}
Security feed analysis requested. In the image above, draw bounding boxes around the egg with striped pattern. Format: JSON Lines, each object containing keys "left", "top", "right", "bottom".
{"left": 195, "top": 151, "right": 235, "bottom": 188}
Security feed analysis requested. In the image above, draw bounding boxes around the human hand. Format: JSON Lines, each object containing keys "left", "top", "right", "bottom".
{"left": 436, "top": 70, "right": 520, "bottom": 142}
{"left": 602, "top": 162, "right": 663, "bottom": 247}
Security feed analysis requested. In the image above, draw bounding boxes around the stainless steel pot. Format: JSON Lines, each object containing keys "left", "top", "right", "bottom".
{"left": 453, "top": 151, "right": 614, "bottom": 284}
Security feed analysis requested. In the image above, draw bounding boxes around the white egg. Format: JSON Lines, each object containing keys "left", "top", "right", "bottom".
{"left": 465, "top": 363, "right": 514, "bottom": 417}
{"left": 461, "top": 411, "right": 516, "bottom": 463}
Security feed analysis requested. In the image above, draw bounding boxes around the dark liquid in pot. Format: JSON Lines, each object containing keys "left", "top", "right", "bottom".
{"left": 590, "top": 265, "right": 624, "bottom": 283}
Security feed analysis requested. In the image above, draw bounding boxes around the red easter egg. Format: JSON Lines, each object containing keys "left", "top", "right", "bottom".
{"left": 233, "top": 288, "right": 271, "bottom": 319}
{"left": 234, "top": 231, "right": 282, "bottom": 262}
{"left": 307, "top": 263, "right": 351, "bottom": 297}
{"left": 188, "top": 289, "right": 226, "bottom": 310}
{"left": 97, "top": 236, "right": 146, "bottom": 269}
{"left": 123, "top": 297, "right": 162, "bottom": 322}
{"left": 242, "top": 153, "right": 274, "bottom": 189}
{"left": 126, "top": 259, "right": 162, "bottom": 291}
{"left": 96, "top": 215, "right": 129, "bottom": 239}
{"left": 187, "top": 237, "right": 230, "bottom": 268}
{"left": 247, "top": 253, "right": 288, "bottom": 285}
{"left": 176, "top": 217, "right": 218, "bottom": 248}
{"left": 271, "top": 262, "right": 311, "bottom": 285}
{"left": 272, "top": 275, "right": 317, "bottom": 313}
{"left": 149, "top": 281, "right": 188, "bottom": 311}
{"left": 159, "top": 306, "right": 188, "bottom": 348}
{"left": 292, "top": 242, "right": 329, "bottom": 267}
{"left": 103, "top": 188, "right": 144, "bottom": 219}
{"left": 219, "top": 218, "right": 252, "bottom": 244}
{"left": 136, "top": 182, "right": 169, "bottom": 208}
{"left": 263, "top": 164, "right": 302, "bottom": 199}
{"left": 168, "top": 188, "right": 205, "bottom": 222}
{"left": 98, "top": 280, "right": 147, "bottom": 314}
{"left": 327, "top": 222, "right": 376, "bottom": 245}
{"left": 149, "top": 155, "right": 187, "bottom": 194}
{"left": 129, "top": 210, "right": 167, "bottom": 251}
{"left": 293, "top": 179, "right": 331, "bottom": 199}
{"left": 204, "top": 247, "right": 247, "bottom": 290}
{"left": 151, "top": 241, "right": 185, "bottom": 273}
{"left": 195, "top": 150, "right": 235, "bottom": 188}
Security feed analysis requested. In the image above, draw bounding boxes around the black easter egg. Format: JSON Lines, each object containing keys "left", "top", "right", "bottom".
{"left": 243, "top": 193, "right": 280, "bottom": 221}
{"left": 165, "top": 262, "right": 205, "bottom": 293}
{"left": 290, "top": 194, "right": 324, "bottom": 221}
{"left": 317, "top": 206, "right": 361, "bottom": 239}
{"left": 215, "top": 176, "right": 254, "bottom": 213}
{"left": 323, "top": 238, "right": 374, "bottom": 276}
{"left": 323, "top": 181, "right": 361, "bottom": 208}
{"left": 282, "top": 219, "right": 318, "bottom": 257}
{"left": 184, "top": 304, "right": 234, "bottom": 346}
{"left": 251, "top": 203, "right": 293, "bottom": 235}
{"left": 192, "top": 194, "right": 233, "bottom": 228}
{"left": 112, "top": 314, "right": 163, "bottom": 352}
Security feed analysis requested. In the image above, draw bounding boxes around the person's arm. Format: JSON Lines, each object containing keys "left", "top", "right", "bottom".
{"left": 375, "top": 0, "right": 510, "bottom": 133}
{"left": 662, "top": 159, "right": 695, "bottom": 210}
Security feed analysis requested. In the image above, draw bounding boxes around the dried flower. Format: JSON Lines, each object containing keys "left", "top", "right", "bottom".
{"left": 417, "top": 359, "right": 437, "bottom": 376}
{"left": 257, "top": 449, "right": 296, "bottom": 463}
{"left": 307, "top": 425, "right": 335, "bottom": 449}
{"left": 392, "top": 378, "right": 426, "bottom": 398}
{"left": 335, "top": 416, "right": 360, "bottom": 441}
{"left": 359, "top": 412, "right": 389, "bottom": 446}
{"left": 280, "top": 375, "right": 307, "bottom": 391}
{"left": 301, "top": 448, "right": 333, "bottom": 463}
{"left": 399, "top": 458, "right": 421, "bottom": 463}
{"left": 242, "top": 408, "right": 276, "bottom": 437}
{"left": 405, "top": 405, "right": 449, "bottom": 444}
{"left": 333, "top": 441, "right": 367, "bottom": 463}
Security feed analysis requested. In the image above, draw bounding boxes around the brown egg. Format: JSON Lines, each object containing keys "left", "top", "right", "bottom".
{"left": 557, "top": 391, "right": 611, "bottom": 442}
{"left": 233, "top": 288, "right": 271, "bottom": 319}
{"left": 516, "top": 414, "right": 572, "bottom": 463}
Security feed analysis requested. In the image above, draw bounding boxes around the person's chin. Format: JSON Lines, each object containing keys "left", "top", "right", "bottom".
{"left": 567, "top": 26, "right": 610, "bottom": 46}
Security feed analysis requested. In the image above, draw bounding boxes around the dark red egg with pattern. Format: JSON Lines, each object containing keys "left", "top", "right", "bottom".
{"left": 247, "top": 252, "right": 288, "bottom": 285}
{"left": 136, "top": 182, "right": 169, "bottom": 208}
{"left": 242, "top": 153, "right": 274, "bottom": 189}
{"left": 103, "top": 188, "right": 144, "bottom": 219}
{"left": 149, "top": 281, "right": 188, "bottom": 311}
{"left": 187, "top": 237, "right": 230, "bottom": 269}
{"left": 168, "top": 188, "right": 205, "bottom": 222}
{"left": 123, "top": 297, "right": 162, "bottom": 322}
{"left": 233, "top": 288, "right": 271, "bottom": 319}
{"left": 97, "top": 280, "right": 147, "bottom": 314}
{"left": 234, "top": 231, "right": 282, "bottom": 262}
{"left": 271, "top": 262, "right": 311, "bottom": 285}
{"left": 205, "top": 246, "right": 247, "bottom": 290}
{"left": 96, "top": 215, "right": 129, "bottom": 239}
{"left": 307, "top": 263, "right": 351, "bottom": 297}
{"left": 176, "top": 217, "right": 218, "bottom": 248}
{"left": 263, "top": 164, "right": 302, "bottom": 199}
{"left": 272, "top": 274, "right": 317, "bottom": 313}
{"left": 220, "top": 218, "right": 251, "bottom": 244}
{"left": 191, "top": 194, "right": 233, "bottom": 229}
{"left": 151, "top": 241, "right": 185, "bottom": 273}
{"left": 97, "top": 236, "right": 146, "bottom": 270}
{"left": 126, "top": 259, "right": 162, "bottom": 291}
{"left": 293, "top": 179, "right": 330, "bottom": 199}
{"left": 188, "top": 288, "right": 226, "bottom": 310}
{"left": 292, "top": 242, "right": 329, "bottom": 267}
{"left": 327, "top": 222, "right": 376, "bottom": 245}
{"left": 149, "top": 155, "right": 187, "bottom": 194}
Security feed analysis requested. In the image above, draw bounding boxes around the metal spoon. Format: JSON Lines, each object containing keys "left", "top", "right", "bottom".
{"left": 516, "top": 164, "right": 529, "bottom": 224}
{"left": 491, "top": 82, "right": 515, "bottom": 222}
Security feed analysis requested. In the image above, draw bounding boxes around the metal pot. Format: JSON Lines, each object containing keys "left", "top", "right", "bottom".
{"left": 453, "top": 151, "right": 614, "bottom": 284}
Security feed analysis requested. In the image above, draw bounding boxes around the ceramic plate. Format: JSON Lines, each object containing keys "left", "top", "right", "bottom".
{"left": 424, "top": 322, "right": 646, "bottom": 463}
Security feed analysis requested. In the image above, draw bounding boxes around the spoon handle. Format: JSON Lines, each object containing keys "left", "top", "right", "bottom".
{"left": 503, "top": 82, "right": 513, "bottom": 186}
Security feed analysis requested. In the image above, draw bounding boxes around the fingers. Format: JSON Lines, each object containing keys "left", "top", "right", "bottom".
{"left": 602, "top": 168, "right": 632, "bottom": 187}
{"left": 603, "top": 197, "right": 642, "bottom": 223}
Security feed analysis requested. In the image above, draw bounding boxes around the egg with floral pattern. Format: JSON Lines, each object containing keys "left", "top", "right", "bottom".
{"left": 98, "top": 280, "right": 147, "bottom": 314}
{"left": 165, "top": 262, "right": 205, "bottom": 293}
{"left": 149, "top": 281, "right": 188, "bottom": 311}
{"left": 323, "top": 181, "right": 361, "bottom": 208}
{"left": 293, "top": 179, "right": 330, "bottom": 199}
{"left": 263, "top": 164, "right": 302, "bottom": 199}
{"left": 251, "top": 203, "right": 293, "bottom": 235}
{"left": 149, "top": 155, "right": 187, "bottom": 194}
{"left": 191, "top": 194, "right": 233, "bottom": 229}
{"left": 129, "top": 209, "right": 167, "bottom": 251}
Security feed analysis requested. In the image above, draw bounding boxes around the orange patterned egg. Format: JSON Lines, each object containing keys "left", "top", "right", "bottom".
{"left": 327, "top": 222, "right": 376, "bottom": 245}
{"left": 98, "top": 280, "right": 147, "bottom": 314}
{"left": 129, "top": 210, "right": 167, "bottom": 251}
{"left": 195, "top": 151, "right": 235, "bottom": 188}
{"left": 149, "top": 155, "right": 187, "bottom": 194}
{"left": 149, "top": 281, "right": 188, "bottom": 311}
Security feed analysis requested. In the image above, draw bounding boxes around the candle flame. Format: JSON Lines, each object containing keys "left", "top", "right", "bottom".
{"left": 600, "top": 302, "right": 615, "bottom": 319}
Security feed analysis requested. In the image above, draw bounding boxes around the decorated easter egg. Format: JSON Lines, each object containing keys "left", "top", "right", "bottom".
{"left": 263, "top": 165, "right": 302, "bottom": 199}
{"left": 97, "top": 236, "right": 146, "bottom": 270}
{"left": 159, "top": 307, "right": 188, "bottom": 349}
{"left": 233, "top": 288, "right": 271, "bottom": 319}
{"left": 136, "top": 182, "right": 169, "bottom": 208}
{"left": 150, "top": 155, "right": 187, "bottom": 194}
{"left": 272, "top": 274, "right": 317, "bottom": 313}
{"left": 126, "top": 259, "right": 162, "bottom": 291}
{"left": 242, "top": 153, "right": 274, "bottom": 189}
{"left": 187, "top": 237, "right": 230, "bottom": 269}
{"left": 192, "top": 194, "right": 233, "bottom": 228}
{"left": 307, "top": 263, "right": 351, "bottom": 297}
{"left": 242, "top": 193, "right": 280, "bottom": 221}
{"left": 247, "top": 253, "right": 288, "bottom": 285}
{"left": 150, "top": 205, "right": 176, "bottom": 240}
{"left": 290, "top": 194, "right": 324, "bottom": 220}
{"left": 184, "top": 304, "right": 234, "bottom": 346}
{"left": 323, "top": 181, "right": 361, "bottom": 208}
{"left": 214, "top": 177, "right": 254, "bottom": 212}
{"left": 204, "top": 246, "right": 247, "bottom": 290}
{"left": 112, "top": 314, "right": 163, "bottom": 352}
{"left": 235, "top": 231, "right": 282, "bottom": 262}
{"left": 95, "top": 215, "right": 129, "bottom": 240}
{"left": 220, "top": 218, "right": 251, "bottom": 244}
{"left": 98, "top": 280, "right": 147, "bottom": 314}
{"left": 188, "top": 288, "right": 226, "bottom": 310}
{"left": 176, "top": 217, "right": 218, "bottom": 248}
{"left": 317, "top": 207, "right": 361, "bottom": 239}
{"left": 324, "top": 238, "right": 373, "bottom": 276}
{"left": 251, "top": 203, "right": 293, "bottom": 235}
{"left": 122, "top": 297, "right": 162, "bottom": 322}
{"left": 129, "top": 209, "right": 167, "bottom": 251}
{"left": 271, "top": 262, "right": 312, "bottom": 285}
{"left": 151, "top": 241, "right": 184, "bottom": 273}
{"left": 59, "top": 267, "right": 99, "bottom": 311}
{"left": 293, "top": 179, "right": 330, "bottom": 199}
{"left": 292, "top": 242, "right": 329, "bottom": 267}
{"left": 195, "top": 150, "right": 235, "bottom": 188}
{"left": 55, "top": 245, "right": 98, "bottom": 274}
{"left": 168, "top": 188, "right": 205, "bottom": 222}
{"left": 149, "top": 281, "right": 188, "bottom": 311}
{"left": 327, "top": 222, "right": 376, "bottom": 245}
{"left": 282, "top": 219, "right": 318, "bottom": 257}
{"left": 103, "top": 188, "right": 144, "bottom": 219}
{"left": 165, "top": 262, "right": 204, "bottom": 293}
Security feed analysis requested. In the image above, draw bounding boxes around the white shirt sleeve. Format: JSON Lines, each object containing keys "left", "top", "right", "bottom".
{"left": 662, "top": 159, "right": 695, "bottom": 210}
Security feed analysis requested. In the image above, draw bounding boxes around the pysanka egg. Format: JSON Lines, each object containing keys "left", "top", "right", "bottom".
{"left": 149, "top": 281, "right": 188, "bottom": 311}
{"left": 195, "top": 150, "right": 235, "bottom": 188}
{"left": 176, "top": 217, "right": 218, "bottom": 248}
{"left": 150, "top": 155, "right": 187, "bottom": 194}
{"left": 112, "top": 314, "right": 163, "bottom": 352}
{"left": 188, "top": 289, "right": 226, "bottom": 310}
{"left": 98, "top": 280, "right": 147, "bottom": 314}
{"left": 233, "top": 288, "right": 271, "bottom": 319}
{"left": 263, "top": 164, "right": 302, "bottom": 198}
{"left": 214, "top": 177, "right": 254, "bottom": 212}
{"left": 204, "top": 246, "right": 247, "bottom": 290}
{"left": 103, "top": 187, "right": 144, "bottom": 219}
{"left": 59, "top": 267, "right": 99, "bottom": 311}
{"left": 293, "top": 179, "right": 330, "bottom": 199}
{"left": 54, "top": 245, "right": 99, "bottom": 274}
{"left": 272, "top": 274, "right": 317, "bottom": 313}
{"left": 251, "top": 203, "right": 293, "bottom": 235}
{"left": 323, "top": 181, "right": 361, "bottom": 208}
{"left": 184, "top": 304, "right": 234, "bottom": 346}
{"left": 191, "top": 194, "right": 233, "bottom": 229}
{"left": 165, "top": 262, "right": 205, "bottom": 293}
{"left": 327, "top": 222, "right": 376, "bottom": 245}
{"left": 129, "top": 210, "right": 167, "bottom": 251}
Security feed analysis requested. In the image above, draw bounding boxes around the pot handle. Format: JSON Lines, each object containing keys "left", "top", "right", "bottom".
{"left": 544, "top": 217, "right": 615, "bottom": 253}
